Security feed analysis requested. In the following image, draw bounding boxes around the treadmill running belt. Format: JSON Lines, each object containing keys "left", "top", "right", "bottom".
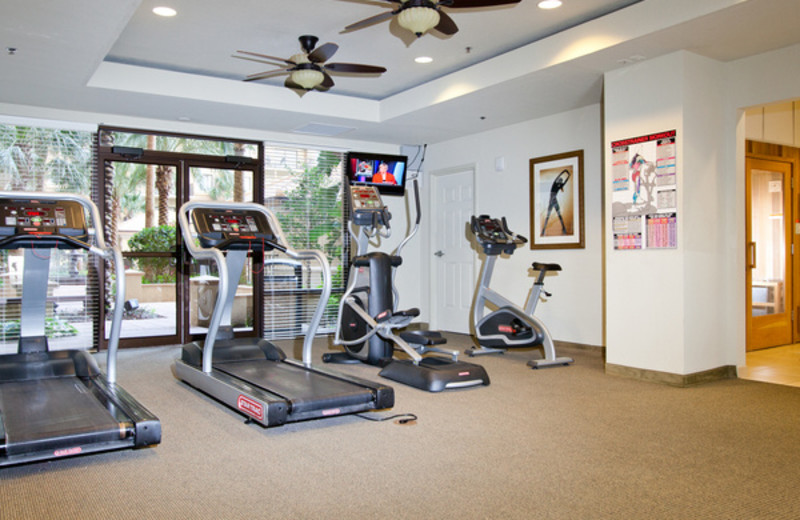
{"left": 215, "top": 361, "right": 374, "bottom": 415}
{"left": 0, "top": 378, "right": 131, "bottom": 456}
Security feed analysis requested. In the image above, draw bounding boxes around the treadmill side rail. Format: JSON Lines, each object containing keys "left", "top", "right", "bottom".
{"left": 93, "top": 377, "right": 161, "bottom": 448}
{"left": 175, "top": 360, "right": 289, "bottom": 426}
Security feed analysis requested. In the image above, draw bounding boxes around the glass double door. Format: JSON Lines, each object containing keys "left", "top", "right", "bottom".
{"left": 107, "top": 159, "right": 257, "bottom": 348}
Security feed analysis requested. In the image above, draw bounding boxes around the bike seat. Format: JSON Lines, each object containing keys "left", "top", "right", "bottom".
{"left": 532, "top": 262, "right": 561, "bottom": 272}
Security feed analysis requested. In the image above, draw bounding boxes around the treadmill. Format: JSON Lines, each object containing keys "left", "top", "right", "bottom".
{"left": 174, "top": 201, "right": 394, "bottom": 427}
{"left": 0, "top": 192, "right": 161, "bottom": 467}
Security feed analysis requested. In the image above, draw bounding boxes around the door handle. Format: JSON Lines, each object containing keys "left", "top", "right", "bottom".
{"left": 434, "top": 250, "right": 444, "bottom": 257}
{"left": 748, "top": 241, "right": 756, "bottom": 270}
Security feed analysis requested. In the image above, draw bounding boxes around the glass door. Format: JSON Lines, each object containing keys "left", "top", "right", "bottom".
{"left": 746, "top": 157, "right": 794, "bottom": 351}
{"left": 108, "top": 160, "right": 181, "bottom": 347}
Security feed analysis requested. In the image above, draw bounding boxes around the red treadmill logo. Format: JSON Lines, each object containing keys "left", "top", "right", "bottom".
{"left": 237, "top": 395, "right": 264, "bottom": 421}
{"left": 54, "top": 446, "right": 82, "bottom": 457}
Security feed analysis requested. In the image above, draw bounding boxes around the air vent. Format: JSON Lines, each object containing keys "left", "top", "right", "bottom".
{"left": 291, "top": 122, "right": 354, "bottom": 137}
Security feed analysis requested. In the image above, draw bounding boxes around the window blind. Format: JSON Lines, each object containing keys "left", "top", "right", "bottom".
{"left": 262, "top": 146, "right": 346, "bottom": 337}
{"left": 0, "top": 123, "right": 99, "bottom": 353}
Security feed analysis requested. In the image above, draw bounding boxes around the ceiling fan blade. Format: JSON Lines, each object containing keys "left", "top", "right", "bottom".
{"left": 434, "top": 10, "right": 459, "bottom": 35}
{"left": 343, "top": 11, "right": 396, "bottom": 32}
{"left": 245, "top": 69, "right": 290, "bottom": 82}
{"left": 309, "top": 42, "right": 338, "bottom": 63}
{"left": 325, "top": 62, "right": 387, "bottom": 74}
{"left": 236, "top": 50, "right": 295, "bottom": 66}
{"left": 233, "top": 55, "right": 288, "bottom": 68}
{"left": 444, "top": 0, "right": 521, "bottom": 7}
{"left": 320, "top": 71, "right": 335, "bottom": 89}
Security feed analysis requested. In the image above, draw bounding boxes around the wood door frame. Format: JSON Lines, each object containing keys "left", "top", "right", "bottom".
{"left": 745, "top": 140, "right": 800, "bottom": 349}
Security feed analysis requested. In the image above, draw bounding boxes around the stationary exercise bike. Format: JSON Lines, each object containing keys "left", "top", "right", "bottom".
{"left": 468, "top": 214, "right": 573, "bottom": 369}
{"left": 324, "top": 181, "right": 489, "bottom": 392}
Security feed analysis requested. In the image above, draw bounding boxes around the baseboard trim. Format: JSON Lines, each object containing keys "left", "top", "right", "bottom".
{"left": 605, "top": 363, "right": 737, "bottom": 387}
{"left": 554, "top": 340, "right": 605, "bottom": 353}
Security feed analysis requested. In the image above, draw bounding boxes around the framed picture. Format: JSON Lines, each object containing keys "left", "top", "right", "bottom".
{"left": 529, "top": 149, "right": 585, "bottom": 249}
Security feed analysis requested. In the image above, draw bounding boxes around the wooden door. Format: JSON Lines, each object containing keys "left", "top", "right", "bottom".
{"left": 746, "top": 157, "right": 793, "bottom": 350}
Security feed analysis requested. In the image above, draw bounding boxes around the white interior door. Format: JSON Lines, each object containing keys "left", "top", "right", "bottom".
{"left": 430, "top": 169, "right": 475, "bottom": 333}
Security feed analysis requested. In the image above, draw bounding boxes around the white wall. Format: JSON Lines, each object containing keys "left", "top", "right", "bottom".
{"left": 603, "top": 43, "right": 800, "bottom": 376}
{"left": 604, "top": 53, "right": 687, "bottom": 374}
{"left": 419, "top": 104, "right": 604, "bottom": 346}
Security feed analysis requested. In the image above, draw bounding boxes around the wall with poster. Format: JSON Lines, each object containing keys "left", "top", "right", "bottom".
{"left": 611, "top": 130, "right": 678, "bottom": 250}
{"left": 604, "top": 51, "right": 731, "bottom": 377}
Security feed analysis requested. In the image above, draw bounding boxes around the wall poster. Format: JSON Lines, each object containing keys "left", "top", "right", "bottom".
{"left": 610, "top": 130, "right": 677, "bottom": 250}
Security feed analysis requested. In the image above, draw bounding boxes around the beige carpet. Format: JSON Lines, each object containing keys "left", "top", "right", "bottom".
{"left": 1, "top": 335, "right": 799, "bottom": 519}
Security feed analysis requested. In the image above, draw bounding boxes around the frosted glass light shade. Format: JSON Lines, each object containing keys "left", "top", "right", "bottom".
{"left": 291, "top": 69, "right": 324, "bottom": 90}
{"left": 398, "top": 7, "right": 440, "bottom": 36}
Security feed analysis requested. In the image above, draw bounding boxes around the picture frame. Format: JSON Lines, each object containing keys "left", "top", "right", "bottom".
{"left": 529, "top": 149, "right": 585, "bottom": 249}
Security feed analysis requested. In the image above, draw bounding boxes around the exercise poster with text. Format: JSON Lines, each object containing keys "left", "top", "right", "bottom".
{"left": 610, "top": 130, "right": 677, "bottom": 250}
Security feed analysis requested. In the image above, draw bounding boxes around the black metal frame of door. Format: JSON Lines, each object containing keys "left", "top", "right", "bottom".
{"left": 95, "top": 127, "right": 263, "bottom": 350}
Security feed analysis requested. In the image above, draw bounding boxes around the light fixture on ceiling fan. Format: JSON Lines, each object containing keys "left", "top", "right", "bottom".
{"left": 233, "top": 35, "right": 386, "bottom": 94}
{"left": 344, "top": 0, "right": 522, "bottom": 38}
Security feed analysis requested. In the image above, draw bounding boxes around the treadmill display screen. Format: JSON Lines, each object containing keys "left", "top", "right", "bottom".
{"left": 191, "top": 208, "right": 279, "bottom": 251}
{"left": 0, "top": 199, "right": 88, "bottom": 248}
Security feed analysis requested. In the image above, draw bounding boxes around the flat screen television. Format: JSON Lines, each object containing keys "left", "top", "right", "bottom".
{"left": 345, "top": 151, "right": 408, "bottom": 196}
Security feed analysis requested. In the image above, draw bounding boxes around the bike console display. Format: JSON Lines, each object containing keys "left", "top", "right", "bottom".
{"left": 0, "top": 198, "right": 88, "bottom": 249}
{"left": 471, "top": 215, "right": 527, "bottom": 256}
{"left": 191, "top": 208, "right": 279, "bottom": 251}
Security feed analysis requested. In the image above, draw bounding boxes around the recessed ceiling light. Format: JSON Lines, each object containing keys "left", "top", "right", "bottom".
{"left": 538, "top": 0, "right": 562, "bottom": 9}
{"left": 153, "top": 6, "right": 177, "bottom": 17}
{"left": 415, "top": 56, "right": 433, "bottom": 64}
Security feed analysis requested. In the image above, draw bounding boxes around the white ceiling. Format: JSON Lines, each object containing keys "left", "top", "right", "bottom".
{"left": 2, "top": 0, "right": 800, "bottom": 145}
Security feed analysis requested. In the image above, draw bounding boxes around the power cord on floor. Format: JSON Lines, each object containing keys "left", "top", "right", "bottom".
{"left": 356, "top": 412, "right": 418, "bottom": 425}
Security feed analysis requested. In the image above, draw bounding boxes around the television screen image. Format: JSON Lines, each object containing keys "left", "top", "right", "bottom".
{"left": 346, "top": 152, "right": 408, "bottom": 196}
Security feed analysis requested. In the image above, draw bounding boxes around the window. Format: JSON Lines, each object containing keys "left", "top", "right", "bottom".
{"left": 263, "top": 146, "right": 346, "bottom": 336}
{"left": 0, "top": 122, "right": 98, "bottom": 354}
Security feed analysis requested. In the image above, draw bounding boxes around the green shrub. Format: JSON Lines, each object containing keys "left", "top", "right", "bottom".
{"left": 128, "top": 225, "right": 177, "bottom": 283}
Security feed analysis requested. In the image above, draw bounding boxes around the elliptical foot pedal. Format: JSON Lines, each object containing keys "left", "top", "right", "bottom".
{"left": 379, "top": 357, "right": 489, "bottom": 393}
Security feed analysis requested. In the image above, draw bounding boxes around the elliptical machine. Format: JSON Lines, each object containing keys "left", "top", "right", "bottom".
{"left": 468, "top": 214, "right": 573, "bottom": 369}
{"left": 324, "top": 180, "right": 489, "bottom": 392}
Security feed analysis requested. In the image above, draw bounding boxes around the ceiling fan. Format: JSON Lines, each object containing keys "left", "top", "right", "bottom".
{"left": 233, "top": 35, "right": 386, "bottom": 93}
{"left": 343, "top": 0, "right": 522, "bottom": 38}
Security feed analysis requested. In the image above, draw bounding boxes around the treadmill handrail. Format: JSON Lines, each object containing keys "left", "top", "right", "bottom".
{"left": 178, "top": 200, "right": 332, "bottom": 370}
{"left": 0, "top": 191, "right": 125, "bottom": 384}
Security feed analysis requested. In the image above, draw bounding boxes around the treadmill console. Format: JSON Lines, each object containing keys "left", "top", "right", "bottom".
{"left": 471, "top": 215, "right": 527, "bottom": 256}
{"left": 349, "top": 185, "right": 389, "bottom": 227}
{"left": 0, "top": 198, "right": 88, "bottom": 248}
{"left": 191, "top": 208, "right": 279, "bottom": 251}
